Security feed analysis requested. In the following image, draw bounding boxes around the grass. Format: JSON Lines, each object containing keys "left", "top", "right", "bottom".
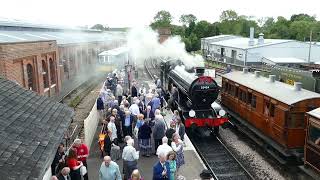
{"left": 69, "top": 95, "right": 81, "bottom": 108}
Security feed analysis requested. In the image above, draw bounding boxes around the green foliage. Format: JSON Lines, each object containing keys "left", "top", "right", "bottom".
{"left": 91, "top": 24, "right": 109, "bottom": 31}
{"left": 150, "top": 10, "right": 173, "bottom": 29}
{"left": 179, "top": 14, "right": 197, "bottom": 26}
{"left": 150, "top": 10, "right": 320, "bottom": 52}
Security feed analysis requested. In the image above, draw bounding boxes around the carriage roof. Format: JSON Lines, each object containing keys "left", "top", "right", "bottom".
{"left": 222, "top": 71, "right": 320, "bottom": 105}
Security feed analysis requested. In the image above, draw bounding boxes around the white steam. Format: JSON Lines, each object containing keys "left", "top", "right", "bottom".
{"left": 126, "top": 26, "right": 204, "bottom": 68}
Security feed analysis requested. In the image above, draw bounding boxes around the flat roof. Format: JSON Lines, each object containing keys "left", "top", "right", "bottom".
{"left": 308, "top": 108, "right": 320, "bottom": 119}
{"left": 222, "top": 71, "right": 320, "bottom": 105}
{"left": 263, "top": 57, "right": 307, "bottom": 65}
{"left": 99, "top": 46, "right": 128, "bottom": 56}
{"left": 211, "top": 37, "right": 293, "bottom": 49}
{"left": 0, "top": 30, "right": 126, "bottom": 45}
{"left": 0, "top": 76, "right": 74, "bottom": 179}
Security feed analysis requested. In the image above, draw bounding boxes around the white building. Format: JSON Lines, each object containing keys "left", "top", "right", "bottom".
{"left": 201, "top": 28, "right": 320, "bottom": 66}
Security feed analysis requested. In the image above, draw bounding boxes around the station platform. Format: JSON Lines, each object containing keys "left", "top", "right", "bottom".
{"left": 87, "top": 108, "right": 206, "bottom": 180}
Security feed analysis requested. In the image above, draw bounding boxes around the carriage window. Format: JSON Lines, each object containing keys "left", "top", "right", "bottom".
{"left": 270, "top": 103, "right": 275, "bottom": 117}
{"left": 242, "top": 91, "right": 246, "bottom": 102}
{"left": 234, "top": 87, "right": 240, "bottom": 98}
{"left": 251, "top": 95, "right": 256, "bottom": 108}
{"left": 247, "top": 92, "right": 252, "bottom": 105}
{"left": 289, "top": 113, "right": 305, "bottom": 128}
{"left": 308, "top": 123, "right": 320, "bottom": 146}
{"left": 264, "top": 100, "right": 270, "bottom": 116}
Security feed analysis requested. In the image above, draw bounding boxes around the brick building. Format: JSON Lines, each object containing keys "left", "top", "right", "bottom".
{"left": 158, "top": 27, "right": 171, "bottom": 43}
{"left": 0, "top": 20, "right": 126, "bottom": 96}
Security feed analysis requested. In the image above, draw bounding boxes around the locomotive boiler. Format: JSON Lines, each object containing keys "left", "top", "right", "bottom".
{"left": 160, "top": 59, "right": 228, "bottom": 134}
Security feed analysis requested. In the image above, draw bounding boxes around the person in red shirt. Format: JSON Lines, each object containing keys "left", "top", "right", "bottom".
{"left": 67, "top": 148, "right": 82, "bottom": 180}
{"left": 73, "top": 139, "right": 89, "bottom": 180}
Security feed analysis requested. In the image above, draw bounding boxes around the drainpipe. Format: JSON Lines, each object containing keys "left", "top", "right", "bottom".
{"left": 244, "top": 50, "right": 248, "bottom": 67}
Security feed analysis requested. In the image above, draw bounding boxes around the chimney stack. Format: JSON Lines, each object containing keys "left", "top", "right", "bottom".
{"left": 258, "top": 33, "right": 264, "bottom": 45}
{"left": 243, "top": 68, "right": 248, "bottom": 74}
{"left": 195, "top": 67, "right": 205, "bottom": 76}
{"left": 294, "top": 82, "right": 302, "bottom": 91}
{"left": 248, "top": 27, "right": 255, "bottom": 46}
{"left": 269, "top": 75, "right": 276, "bottom": 83}
{"left": 254, "top": 71, "right": 260, "bottom": 78}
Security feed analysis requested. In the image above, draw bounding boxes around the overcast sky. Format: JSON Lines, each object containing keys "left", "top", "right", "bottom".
{"left": 1, "top": 0, "right": 319, "bottom": 28}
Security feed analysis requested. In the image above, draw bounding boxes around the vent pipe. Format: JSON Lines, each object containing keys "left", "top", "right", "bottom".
{"left": 269, "top": 75, "right": 276, "bottom": 83}
{"left": 248, "top": 27, "right": 255, "bottom": 46}
{"left": 294, "top": 82, "right": 302, "bottom": 91}
{"left": 254, "top": 71, "right": 260, "bottom": 78}
{"left": 243, "top": 68, "right": 248, "bottom": 74}
{"left": 258, "top": 33, "right": 264, "bottom": 45}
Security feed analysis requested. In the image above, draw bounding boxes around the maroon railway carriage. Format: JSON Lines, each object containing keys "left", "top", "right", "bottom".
{"left": 221, "top": 69, "right": 320, "bottom": 163}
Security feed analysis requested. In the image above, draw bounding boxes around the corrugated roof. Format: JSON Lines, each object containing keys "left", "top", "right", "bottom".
{"left": 0, "top": 76, "right": 74, "bottom": 179}
{"left": 211, "top": 37, "right": 293, "bottom": 49}
{"left": 0, "top": 30, "right": 126, "bottom": 45}
{"left": 222, "top": 71, "right": 320, "bottom": 105}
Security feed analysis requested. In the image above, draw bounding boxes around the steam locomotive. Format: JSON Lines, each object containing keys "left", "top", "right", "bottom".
{"left": 160, "top": 59, "right": 228, "bottom": 134}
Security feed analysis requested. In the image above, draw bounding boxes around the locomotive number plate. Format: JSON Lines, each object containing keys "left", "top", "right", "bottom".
{"left": 200, "top": 86, "right": 210, "bottom": 90}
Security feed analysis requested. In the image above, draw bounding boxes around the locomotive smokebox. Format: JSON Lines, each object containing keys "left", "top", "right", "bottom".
{"left": 195, "top": 67, "right": 205, "bottom": 76}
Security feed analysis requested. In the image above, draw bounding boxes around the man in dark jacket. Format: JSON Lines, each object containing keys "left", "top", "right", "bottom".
{"left": 176, "top": 118, "right": 185, "bottom": 141}
{"left": 131, "top": 83, "right": 138, "bottom": 97}
{"left": 143, "top": 105, "right": 155, "bottom": 126}
{"left": 153, "top": 116, "right": 166, "bottom": 154}
{"left": 153, "top": 152, "right": 170, "bottom": 180}
{"left": 165, "top": 121, "right": 176, "bottom": 146}
{"left": 51, "top": 143, "right": 65, "bottom": 175}
{"left": 104, "top": 130, "right": 112, "bottom": 156}
{"left": 57, "top": 167, "right": 71, "bottom": 180}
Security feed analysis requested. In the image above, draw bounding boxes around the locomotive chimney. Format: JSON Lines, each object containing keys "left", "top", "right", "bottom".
{"left": 254, "top": 71, "right": 260, "bottom": 78}
{"left": 243, "top": 68, "right": 248, "bottom": 74}
{"left": 269, "top": 75, "right": 276, "bottom": 83}
{"left": 195, "top": 67, "right": 205, "bottom": 76}
{"left": 294, "top": 82, "right": 302, "bottom": 91}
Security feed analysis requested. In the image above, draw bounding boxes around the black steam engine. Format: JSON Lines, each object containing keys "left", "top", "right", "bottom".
{"left": 160, "top": 59, "right": 228, "bottom": 134}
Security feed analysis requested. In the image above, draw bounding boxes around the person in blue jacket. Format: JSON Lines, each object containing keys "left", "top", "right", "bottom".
{"left": 153, "top": 152, "right": 171, "bottom": 180}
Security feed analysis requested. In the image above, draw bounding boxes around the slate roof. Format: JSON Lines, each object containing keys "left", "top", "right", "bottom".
{"left": 222, "top": 71, "right": 320, "bottom": 105}
{"left": 0, "top": 76, "right": 74, "bottom": 180}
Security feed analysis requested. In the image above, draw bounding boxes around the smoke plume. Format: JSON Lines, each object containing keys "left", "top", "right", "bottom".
{"left": 126, "top": 26, "right": 204, "bottom": 68}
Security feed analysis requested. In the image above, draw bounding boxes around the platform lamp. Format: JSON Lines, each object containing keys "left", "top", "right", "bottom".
{"left": 125, "top": 63, "right": 132, "bottom": 94}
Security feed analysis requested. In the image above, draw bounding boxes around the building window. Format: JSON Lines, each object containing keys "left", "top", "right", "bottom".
{"left": 42, "top": 60, "right": 49, "bottom": 88}
{"left": 26, "top": 64, "right": 35, "bottom": 91}
{"left": 49, "top": 58, "right": 56, "bottom": 84}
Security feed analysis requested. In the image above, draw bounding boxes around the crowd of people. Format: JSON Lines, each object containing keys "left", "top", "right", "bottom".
{"left": 50, "top": 70, "right": 215, "bottom": 180}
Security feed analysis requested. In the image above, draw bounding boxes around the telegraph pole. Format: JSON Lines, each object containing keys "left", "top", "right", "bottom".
{"left": 308, "top": 30, "right": 312, "bottom": 64}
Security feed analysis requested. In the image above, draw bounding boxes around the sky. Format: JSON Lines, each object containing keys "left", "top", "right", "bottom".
{"left": 0, "top": 0, "right": 319, "bottom": 28}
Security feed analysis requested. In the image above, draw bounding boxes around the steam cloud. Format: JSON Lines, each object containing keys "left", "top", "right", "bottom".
{"left": 126, "top": 26, "right": 204, "bottom": 68}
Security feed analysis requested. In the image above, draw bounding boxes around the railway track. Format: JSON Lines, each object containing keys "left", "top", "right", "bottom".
{"left": 144, "top": 58, "right": 160, "bottom": 81}
{"left": 188, "top": 131, "right": 255, "bottom": 180}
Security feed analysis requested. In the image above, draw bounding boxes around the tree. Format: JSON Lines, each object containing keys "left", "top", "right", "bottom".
{"left": 179, "top": 14, "right": 197, "bottom": 26}
{"left": 91, "top": 24, "right": 108, "bottom": 31}
{"left": 150, "top": 10, "right": 173, "bottom": 29}
{"left": 290, "top": 14, "right": 316, "bottom": 22}
{"left": 220, "top": 10, "right": 238, "bottom": 21}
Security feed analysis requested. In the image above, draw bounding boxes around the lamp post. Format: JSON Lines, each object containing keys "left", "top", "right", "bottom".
{"left": 125, "top": 63, "right": 132, "bottom": 94}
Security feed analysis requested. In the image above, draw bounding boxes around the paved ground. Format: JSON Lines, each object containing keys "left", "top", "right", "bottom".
{"left": 87, "top": 109, "right": 205, "bottom": 180}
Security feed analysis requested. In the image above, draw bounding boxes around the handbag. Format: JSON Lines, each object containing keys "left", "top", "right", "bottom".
{"left": 80, "top": 165, "right": 87, "bottom": 176}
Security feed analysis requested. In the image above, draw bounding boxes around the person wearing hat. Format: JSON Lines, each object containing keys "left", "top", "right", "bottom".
{"left": 199, "top": 169, "right": 213, "bottom": 180}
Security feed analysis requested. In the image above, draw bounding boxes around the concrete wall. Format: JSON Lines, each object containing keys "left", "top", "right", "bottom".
{"left": 42, "top": 166, "right": 52, "bottom": 180}
{"left": 84, "top": 103, "right": 99, "bottom": 150}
